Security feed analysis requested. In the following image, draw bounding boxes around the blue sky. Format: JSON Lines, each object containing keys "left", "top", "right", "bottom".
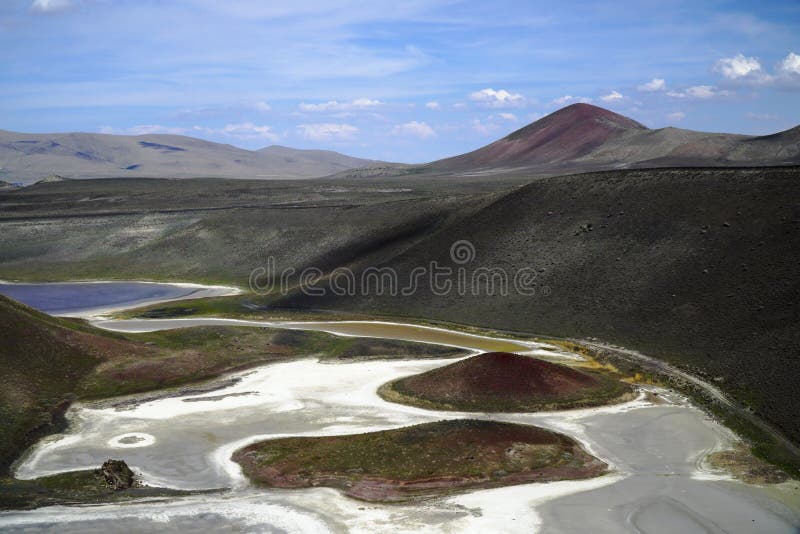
{"left": 1, "top": 0, "right": 799, "bottom": 163}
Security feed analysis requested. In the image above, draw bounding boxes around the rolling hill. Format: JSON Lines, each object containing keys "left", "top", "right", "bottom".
{"left": 274, "top": 166, "right": 800, "bottom": 455}
{"left": 5, "top": 104, "right": 798, "bottom": 183}
{"left": 0, "top": 130, "right": 383, "bottom": 184}
{"left": 412, "top": 104, "right": 799, "bottom": 176}
{"left": 433, "top": 103, "right": 650, "bottom": 171}
{"left": 426, "top": 104, "right": 800, "bottom": 174}
{"left": 0, "top": 295, "right": 115, "bottom": 474}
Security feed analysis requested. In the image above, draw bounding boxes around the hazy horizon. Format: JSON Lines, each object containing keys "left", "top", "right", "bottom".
{"left": 1, "top": 0, "right": 799, "bottom": 163}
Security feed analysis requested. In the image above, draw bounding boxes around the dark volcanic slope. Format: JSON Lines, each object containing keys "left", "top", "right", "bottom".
{"left": 383, "top": 352, "right": 632, "bottom": 411}
{"left": 0, "top": 177, "right": 502, "bottom": 283}
{"left": 1, "top": 168, "right": 799, "bottom": 455}
{"left": 281, "top": 167, "right": 800, "bottom": 446}
{"left": 428, "top": 104, "right": 800, "bottom": 174}
{"left": 0, "top": 130, "right": 384, "bottom": 183}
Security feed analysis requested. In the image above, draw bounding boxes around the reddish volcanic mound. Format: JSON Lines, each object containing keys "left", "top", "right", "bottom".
{"left": 380, "top": 352, "right": 634, "bottom": 412}
{"left": 434, "top": 103, "right": 647, "bottom": 170}
{"left": 232, "top": 419, "right": 607, "bottom": 502}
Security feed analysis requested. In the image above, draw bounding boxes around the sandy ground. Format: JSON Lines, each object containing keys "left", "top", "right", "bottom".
{"left": 0, "top": 287, "right": 798, "bottom": 532}
{"left": 92, "top": 317, "right": 546, "bottom": 353}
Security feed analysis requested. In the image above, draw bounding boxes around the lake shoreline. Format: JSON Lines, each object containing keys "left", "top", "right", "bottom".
{"left": 1, "top": 281, "right": 799, "bottom": 532}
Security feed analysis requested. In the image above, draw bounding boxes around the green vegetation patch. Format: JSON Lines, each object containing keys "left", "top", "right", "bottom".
{"left": 0, "top": 293, "right": 470, "bottom": 510}
{"left": 232, "top": 419, "right": 606, "bottom": 501}
{"left": 0, "top": 469, "right": 192, "bottom": 511}
{"left": 78, "top": 326, "right": 326, "bottom": 400}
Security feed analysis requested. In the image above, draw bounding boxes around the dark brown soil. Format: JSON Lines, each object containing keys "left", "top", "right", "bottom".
{"left": 381, "top": 352, "right": 633, "bottom": 412}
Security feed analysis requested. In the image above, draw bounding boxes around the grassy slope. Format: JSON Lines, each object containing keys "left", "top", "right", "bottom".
{"left": 0, "top": 176, "right": 506, "bottom": 284}
{"left": 0, "top": 297, "right": 107, "bottom": 475}
{"left": 0, "top": 294, "right": 462, "bottom": 481}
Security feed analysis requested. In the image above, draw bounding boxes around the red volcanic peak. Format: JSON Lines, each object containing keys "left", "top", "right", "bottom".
{"left": 403, "top": 351, "right": 603, "bottom": 399}
{"left": 437, "top": 103, "right": 648, "bottom": 170}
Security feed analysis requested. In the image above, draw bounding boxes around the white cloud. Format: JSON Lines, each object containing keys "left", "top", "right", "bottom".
{"left": 469, "top": 114, "right": 522, "bottom": 135}
{"left": 31, "top": 0, "right": 72, "bottom": 13}
{"left": 600, "top": 90, "right": 623, "bottom": 102}
{"left": 297, "top": 123, "right": 358, "bottom": 141}
{"left": 425, "top": 101, "right": 440, "bottom": 110}
{"left": 469, "top": 88, "right": 525, "bottom": 108}
{"left": 173, "top": 101, "right": 272, "bottom": 120}
{"left": 101, "top": 123, "right": 280, "bottom": 142}
{"left": 709, "top": 52, "right": 796, "bottom": 89}
{"left": 99, "top": 124, "right": 188, "bottom": 136}
{"left": 667, "top": 85, "right": 730, "bottom": 99}
{"left": 128, "top": 125, "right": 187, "bottom": 135}
{"left": 666, "top": 112, "right": 686, "bottom": 122}
{"left": 552, "top": 95, "right": 593, "bottom": 105}
{"left": 715, "top": 54, "right": 763, "bottom": 80}
{"left": 637, "top": 78, "right": 666, "bottom": 92}
{"left": 685, "top": 86, "right": 717, "bottom": 99}
{"left": 189, "top": 123, "right": 279, "bottom": 142}
{"left": 470, "top": 119, "right": 499, "bottom": 136}
{"left": 779, "top": 52, "right": 800, "bottom": 75}
{"left": 217, "top": 122, "right": 279, "bottom": 141}
{"left": 496, "top": 112, "right": 518, "bottom": 121}
{"left": 706, "top": 52, "right": 800, "bottom": 89}
{"left": 393, "top": 121, "right": 436, "bottom": 139}
{"left": 298, "top": 98, "right": 382, "bottom": 112}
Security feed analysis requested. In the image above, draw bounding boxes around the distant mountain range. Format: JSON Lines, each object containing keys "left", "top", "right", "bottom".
{"left": 426, "top": 103, "right": 800, "bottom": 175}
{"left": 335, "top": 103, "right": 800, "bottom": 178}
{"left": 2, "top": 104, "right": 798, "bottom": 184}
{"left": 0, "top": 130, "right": 382, "bottom": 184}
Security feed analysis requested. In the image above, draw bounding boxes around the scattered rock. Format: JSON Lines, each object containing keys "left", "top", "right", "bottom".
{"left": 707, "top": 447, "right": 789, "bottom": 484}
{"left": 96, "top": 459, "right": 135, "bottom": 490}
